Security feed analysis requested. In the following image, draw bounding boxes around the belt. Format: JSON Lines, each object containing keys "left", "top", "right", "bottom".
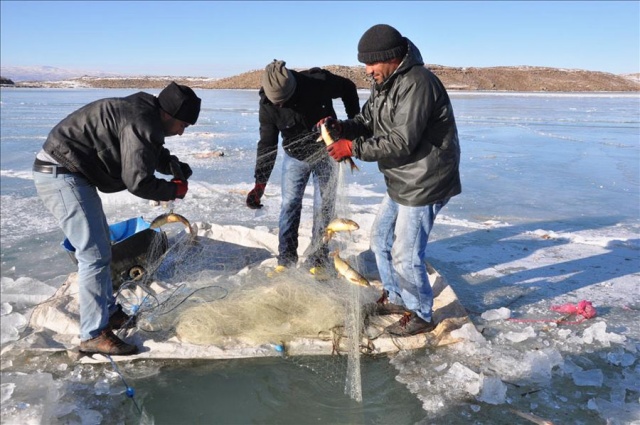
{"left": 33, "top": 160, "right": 73, "bottom": 174}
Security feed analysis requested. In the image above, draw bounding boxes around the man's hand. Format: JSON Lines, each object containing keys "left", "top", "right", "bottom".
{"left": 246, "top": 183, "right": 266, "bottom": 209}
{"left": 178, "top": 161, "right": 193, "bottom": 180}
{"left": 313, "top": 116, "right": 342, "bottom": 136}
{"left": 172, "top": 179, "right": 189, "bottom": 199}
{"left": 169, "top": 158, "right": 193, "bottom": 180}
{"left": 327, "top": 139, "right": 353, "bottom": 162}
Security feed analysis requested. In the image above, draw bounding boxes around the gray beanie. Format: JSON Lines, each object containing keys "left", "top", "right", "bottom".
{"left": 357, "top": 24, "right": 408, "bottom": 64}
{"left": 262, "top": 60, "right": 297, "bottom": 104}
{"left": 158, "top": 82, "right": 201, "bottom": 125}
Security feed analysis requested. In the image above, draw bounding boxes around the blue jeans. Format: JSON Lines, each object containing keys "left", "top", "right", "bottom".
{"left": 278, "top": 153, "right": 337, "bottom": 267}
{"left": 370, "top": 194, "right": 449, "bottom": 322}
{"left": 33, "top": 171, "right": 116, "bottom": 341}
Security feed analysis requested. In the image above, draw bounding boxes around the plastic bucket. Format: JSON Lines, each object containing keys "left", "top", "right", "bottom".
{"left": 62, "top": 217, "right": 168, "bottom": 289}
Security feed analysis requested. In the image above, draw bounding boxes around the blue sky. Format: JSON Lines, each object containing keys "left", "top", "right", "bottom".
{"left": 1, "top": 1, "right": 638, "bottom": 77}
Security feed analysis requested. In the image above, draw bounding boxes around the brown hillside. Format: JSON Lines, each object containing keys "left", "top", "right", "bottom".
{"left": 211, "top": 65, "right": 637, "bottom": 92}
{"left": 10, "top": 65, "right": 639, "bottom": 92}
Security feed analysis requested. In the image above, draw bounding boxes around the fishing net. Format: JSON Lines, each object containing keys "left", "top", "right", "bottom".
{"left": 175, "top": 277, "right": 346, "bottom": 346}
{"left": 114, "top": 133, "right": 372, "bottom": 400}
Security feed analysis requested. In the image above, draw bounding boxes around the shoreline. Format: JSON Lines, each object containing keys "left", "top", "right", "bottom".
{"left": 2, "top": 64, "right": 639, "bottom": 92}
{"left": 2, "top": 85, "right": 639, "bottom": 96}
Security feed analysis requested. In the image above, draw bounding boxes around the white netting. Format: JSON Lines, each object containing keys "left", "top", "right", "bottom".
{"left": 113, "top": 147, "right": 372, "bottom": 399}
{"left": 175, "top": 276, "right": 346, "bottom": 346}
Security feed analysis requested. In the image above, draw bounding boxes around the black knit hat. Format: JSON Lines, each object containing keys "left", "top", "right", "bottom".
{"left": 158, "top": 82, "right": 202, "bottom": 125}
{"left": 357, "top": 24, "right": 408, "bottom": 64}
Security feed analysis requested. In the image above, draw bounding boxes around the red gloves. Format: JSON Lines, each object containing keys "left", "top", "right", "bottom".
{"left": 172, "top": 179, "right": 188, "bottom": 199}
{"left": 246, "top": 183, "right": 266, "bottom": 209}
{"left": 327, "top": 139, "right": 353, "bottom": 162}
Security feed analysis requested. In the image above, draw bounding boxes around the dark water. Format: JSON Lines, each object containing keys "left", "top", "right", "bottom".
{"left": 132, "top": 356, "right": 425, "bottom": 425}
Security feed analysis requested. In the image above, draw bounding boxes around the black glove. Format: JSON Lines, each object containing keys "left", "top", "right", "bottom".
{"left": 313, "top": 117, "right": 342, "bottom": 137}
{"left": 178, "top": 161, "right": 193, "bottom": 180}
{"left": 246, "top": 183, "right": 266, "bottom": 209}
{"left": 169, "top": 156, "right": 193, "bottom": 180}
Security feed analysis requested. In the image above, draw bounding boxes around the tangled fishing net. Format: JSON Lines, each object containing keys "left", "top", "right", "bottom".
{"left": 175, "top": 277, "right": 346, "bottom": 346}
{"left": 115, "top": 169, "right": 370, "bottom": 349}
{"left": 110, "top": 140, "right": 371, "bottom": 400}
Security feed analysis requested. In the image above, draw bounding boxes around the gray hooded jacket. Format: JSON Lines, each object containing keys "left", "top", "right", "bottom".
{"left": 342, "top": 39, "right": 461, "bottom": 207}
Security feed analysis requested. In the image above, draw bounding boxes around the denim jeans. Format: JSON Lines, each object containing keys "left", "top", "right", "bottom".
{"left": 33, "top": 170, "right": 116, "bottom": 341}
{"left": 370, "top": 194, "right": 449, "bottom": 322}
{"left": 278, "top": 153, "right": 337, "bottom": 267}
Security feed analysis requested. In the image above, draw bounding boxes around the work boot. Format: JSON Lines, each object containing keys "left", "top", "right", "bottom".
{"left": 385, "top": 312, "right": 436, "bottom": 337}
{"left": 79, "top": 329, "right": 138, "bottom": 356}
{"left": 109, "top": 304, "right": 136, "bottom": 330}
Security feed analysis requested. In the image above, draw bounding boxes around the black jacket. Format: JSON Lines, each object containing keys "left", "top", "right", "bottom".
{"left": 342, "top": 39, "right": 461, "bottom": 207}
{"left": 253, "top": 68, "right": 360, "bottom": 184}
{"left": 43, "top": 92, "right": 179, "bottom": 201}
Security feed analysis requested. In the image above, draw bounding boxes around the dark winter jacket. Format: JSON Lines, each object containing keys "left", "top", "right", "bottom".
{"left": 253, "top": 68, "right": 360, "bottom": 184}
{"left": 342, "top": 39, "right": 461, "bottom": 207}
{"left": 43, "top": 92, "right": 180, "bottom": 201}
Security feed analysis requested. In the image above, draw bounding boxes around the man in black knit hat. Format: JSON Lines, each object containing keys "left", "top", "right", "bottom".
{"left": 319, "top": 24, "right": 462, "bottom": 336}
{"left": 247, "top": 60, "right": 360, "bottom": 276}
{"left": 33, "top": 81, "right": 201, "bottom": 355}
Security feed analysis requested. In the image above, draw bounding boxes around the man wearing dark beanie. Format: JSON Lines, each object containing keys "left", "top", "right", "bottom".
{"left": 32, "top": 81, "right": 201, "bottom": 355}
{"left": 247, "top": 60, "right": 360, "bottom": 277}
{"left": 319, "top": 24, "right": 461, "bottom": 336}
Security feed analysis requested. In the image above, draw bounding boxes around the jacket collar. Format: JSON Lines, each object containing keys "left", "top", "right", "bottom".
{"left": 375, "top": 38, "right": 424, "bottom": 91}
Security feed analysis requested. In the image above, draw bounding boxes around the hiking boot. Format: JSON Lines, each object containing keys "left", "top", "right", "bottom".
{"left": 362, "top": 302, "right": 409, "bottom": 316}
{"left": 79, "top": 329, "right": 138, "bottom": 356}
{"left": 385, "top": 312, "right": 436, "bottom": 337}
{"left": 109, "top": 304, "right": 136, "bottom": 330}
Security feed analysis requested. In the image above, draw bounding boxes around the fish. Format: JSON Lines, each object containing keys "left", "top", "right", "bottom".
{"left": 330, "top": 250, "right": 370, "bottom": 287}
{"left": 149, "top": 212, "right": 193, "bottom": 234}
{"left": 317, "top": 123, "right": 359, "bottom": 173}
{"left": 323, "top": 218, "right": 360, "bottom": 244}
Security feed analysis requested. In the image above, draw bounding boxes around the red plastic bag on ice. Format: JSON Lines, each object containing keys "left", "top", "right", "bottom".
{"left": 550, "top": 300, "right": 597, "bottom": 320}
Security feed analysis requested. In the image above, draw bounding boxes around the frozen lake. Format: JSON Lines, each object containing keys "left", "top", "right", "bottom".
{"left": 1, "top": 88, "right": 639, "bottom": 424}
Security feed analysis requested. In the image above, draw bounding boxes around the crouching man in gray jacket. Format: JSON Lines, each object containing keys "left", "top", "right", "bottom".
{"left": 320, "top": 24, "right": 461, "bottom": 336}
{"left": 33, "top": 82, "right": 201, "bottom": 355}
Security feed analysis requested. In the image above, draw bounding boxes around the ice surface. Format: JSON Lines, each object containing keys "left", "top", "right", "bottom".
{"left": 0, "top": 312, "right": 27, "bottom": 345}
{"left": 587, "top": 397, "right": 640, "bottom": 425}
{"left": 0, "top": 277, "right": 57, "bottom": 309}
{"left": 1, "top": 302, "right": 12, "bottom": 315}
{"left": 481, "top": 307, "right": 511, "bottom": 321}
{"left": 0, "top": 373, "right": 58, "bottom": 425}
{"left": 477, "top": 375, "right": 507, "bottom": 404}
{"left": 1, "top": 89, "right": 638, "bottom": 424}
{"left": 502, "top": 325, "right": 536, "bottom": 342}
{"left": 445, "top": 362, "right": 481, "bottom": 395}
{"left": 449, "top": 322, "right": 486, "bottom": 343}
{"left": 572, "top": 368, "right": 604, "bottom": 387}
{"left": 607, "top": 350, "right": 636, "bottom": 367}
{"left": 524, "top": 348, "right": 563, "bottom": 384}
{"left": 582, "top": 321, "right": 627, "bottom": 346}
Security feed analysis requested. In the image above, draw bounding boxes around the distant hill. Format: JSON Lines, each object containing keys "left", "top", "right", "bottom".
{"left": 2, "top": 65, "right": 639, "bottom": 92}
{"left": 0, "top": 65, "right": 118, "bottom": 82}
